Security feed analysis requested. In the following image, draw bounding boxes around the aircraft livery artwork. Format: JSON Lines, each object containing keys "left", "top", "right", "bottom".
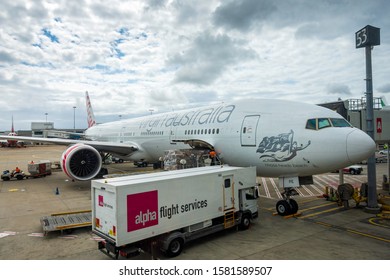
{"left": 256, "top": 130, "right": 311, "bottom": 162}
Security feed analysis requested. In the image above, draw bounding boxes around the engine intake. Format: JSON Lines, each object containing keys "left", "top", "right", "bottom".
{"left": 61, "top": 144, "right": 102, "bottom": 181}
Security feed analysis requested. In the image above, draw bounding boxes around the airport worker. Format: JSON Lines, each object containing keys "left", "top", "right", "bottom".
{"left": 209, "top": 149, "right": 217, "bottom": 165}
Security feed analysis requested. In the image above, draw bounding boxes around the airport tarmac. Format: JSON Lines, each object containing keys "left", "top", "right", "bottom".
{"left": 0, "top": 145, "right": 389, "bottom": 260}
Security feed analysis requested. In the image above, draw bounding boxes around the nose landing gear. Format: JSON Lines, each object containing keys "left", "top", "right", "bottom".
{"left": 276, "top": 188, "right": 299, "bottom": 216}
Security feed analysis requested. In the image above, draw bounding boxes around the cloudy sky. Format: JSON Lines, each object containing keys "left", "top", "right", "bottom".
{"left": 1, "top": 0, "right": 389, "bottom": 131}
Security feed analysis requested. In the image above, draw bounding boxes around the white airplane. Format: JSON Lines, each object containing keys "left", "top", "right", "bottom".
{"left": 0, "top": 92, "right": 375, "bottom": 215}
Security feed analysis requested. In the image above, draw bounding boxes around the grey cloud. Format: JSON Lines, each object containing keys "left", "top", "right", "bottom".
{"left": 0, "top": 51, "right": 17, "bottom": 63}
{"left": 168, "top": 31, "right": 257, "bottom": 85}
{"left": 326, "top": 83, "right": 352, "bottom": 95}
{"left": 377, "top": 84, "right": 390, "bottom": 93}
{"left": 213, "top": 0, "right": 276, "bottom": 31}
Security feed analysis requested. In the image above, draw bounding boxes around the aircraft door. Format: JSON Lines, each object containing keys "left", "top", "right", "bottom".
{"left": 169, "top": 125, "right": 177, "bottom": 144}
{"left": 241, "top": 115, "right": 260, "bottom": 146}
{"left": 223, "top": 175, "right": 235, "bottom": 210}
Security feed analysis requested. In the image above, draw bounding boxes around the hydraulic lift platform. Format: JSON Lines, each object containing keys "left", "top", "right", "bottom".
{"left": 40, "top": 210, "right": 92, "bottom": 235}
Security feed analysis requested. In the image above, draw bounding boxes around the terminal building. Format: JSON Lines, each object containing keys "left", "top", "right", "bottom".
{"left": 320, "top": 96, "right": 390, "bottom": 147}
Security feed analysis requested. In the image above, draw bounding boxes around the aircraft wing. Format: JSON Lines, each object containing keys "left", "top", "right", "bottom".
{"left": 0, "top": 135, "right": 138, "bottom": 156}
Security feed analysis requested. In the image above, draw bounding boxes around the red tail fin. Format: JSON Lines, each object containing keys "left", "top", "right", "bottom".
{"left": 11, "top": 115, "right": 14, "bottom": 133}
{"left": 85, "top": 91, "right": 96, "bottom": 128}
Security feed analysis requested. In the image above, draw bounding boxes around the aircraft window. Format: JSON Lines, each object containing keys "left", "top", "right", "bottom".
{"left": 208, "top": 129, "right": 211, "bottom": 134}
{"left": 318, "top": 118, "right": 331, "bottom": 129}
{"left": 330, "top": 118, "right": 352, "bottom": 127}
{"left": 201, "top": 129, "right": 204, "bottom": 134}
{"left": 216, "top": 128, "right": 219, "bottom": 134}
{"left": 198, "top": 129, "right": 200, "bottom": 134}
{"left": 212, "top": 129, "right": 215, "bottom": 134}
{"left": 306, "top": 119, "right": 317, "bottom": 130}
{"left": 243, "top": 127, "right": 247, "bottom": 133}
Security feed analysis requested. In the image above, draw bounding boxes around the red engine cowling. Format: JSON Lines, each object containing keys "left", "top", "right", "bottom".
{"left": 61, "top": 144, "right": 102, "bottom": 181}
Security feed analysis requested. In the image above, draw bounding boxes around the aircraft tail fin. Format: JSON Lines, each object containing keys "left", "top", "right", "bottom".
{"left": 11, "top": 115, "right": 14, "bottom": 133}
{"left": 380, "top": 96, "right": 388, "bottom": 107}
{"left": 86, "top": 91, "right": 96, "bottom": 128}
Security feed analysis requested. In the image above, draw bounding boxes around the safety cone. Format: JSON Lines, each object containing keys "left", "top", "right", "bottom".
{"left": 55, "top": 187, "right": 60, "bottom": 195}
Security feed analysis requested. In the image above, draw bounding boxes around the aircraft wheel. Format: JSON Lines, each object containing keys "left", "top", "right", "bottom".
{"left": 289, "top": 199, "right": 299, "bottom": 214}
{"left": 276, "top": 200, "right": 292, "bottom": 216}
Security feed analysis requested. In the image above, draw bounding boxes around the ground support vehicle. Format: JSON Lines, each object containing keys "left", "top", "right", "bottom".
{"left": 40, "top": 210, "right": 92, "bottom": 235}
{"left": 1, "top": 160, "right": 52, "bottom": 181}
{"left": 1, "top": 170, "right": 26, "bottom": 181}
{"left": 92, "top": 165, "right": 259, "bottom": 259}
{"left": 342, "top": 165, "right": 363, "bottom": 175}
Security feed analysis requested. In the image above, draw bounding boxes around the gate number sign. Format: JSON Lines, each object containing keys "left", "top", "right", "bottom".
{"left": 355, "top": 25, "right": 380, "bottom": 48}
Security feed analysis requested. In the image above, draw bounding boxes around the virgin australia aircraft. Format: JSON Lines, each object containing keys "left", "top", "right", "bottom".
{"left": 0, "top": 92, "right": 375, "bottom": 215}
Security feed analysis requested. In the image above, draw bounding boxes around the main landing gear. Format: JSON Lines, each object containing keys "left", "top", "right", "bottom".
{"left": 276, "top": 188, "right": 299, "bottom": 216}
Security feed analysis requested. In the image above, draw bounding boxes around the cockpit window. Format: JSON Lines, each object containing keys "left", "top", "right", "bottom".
{"left": 306, "top": 117, "right": 352, "bottom": 130}
{"left": 306, "top": 119, "right": 317, "bottom": 130}
{"left": 318, "top": 118, "right": 331, "bottom": 129}
{"left": 330, "top": 118, "right": 352, "bottom": 127}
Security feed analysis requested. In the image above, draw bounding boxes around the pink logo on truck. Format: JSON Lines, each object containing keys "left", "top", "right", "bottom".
{"left": 127, "top": 190, "right": 158, "bottom": 232}
{"left": 98, "top": 195, "right": 104, "bottom": 207}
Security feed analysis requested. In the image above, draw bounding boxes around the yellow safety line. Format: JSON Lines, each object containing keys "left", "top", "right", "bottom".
{"left": 51, "top": 210, "right": 91, "bottom": 216}
{"left": 56, "top": 222, "right": 92, "bottom": 230}
{"left": 314, "top": 219, "right": 390, "bottom": 244}
{"left": 299, "top": 206, "right": 342, "bottom": 219}
{"left": 315, "top": 221, "right": 333, "bottom": 228}
{"left": 299, "top": 202, "right": 336, "bottom": 212}
{"left": 368, "top": 217, "right": 390, "bottom": 229}
{"left": 346, "top": 229, "right": 390, "bottom": 243}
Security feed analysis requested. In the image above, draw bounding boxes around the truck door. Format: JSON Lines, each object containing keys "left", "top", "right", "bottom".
{"left": 223, "top": 175, "right": 235, "bottom": 210}
{"left": 241, "top": 115, "right": 260, "bottom": 146}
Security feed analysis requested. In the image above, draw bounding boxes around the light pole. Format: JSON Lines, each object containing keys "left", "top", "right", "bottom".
{"left": 45, "top": 113, "right": 48, "bottom": 123}
{"left": 73, "top": 106, "right": 76, "bottom": 132}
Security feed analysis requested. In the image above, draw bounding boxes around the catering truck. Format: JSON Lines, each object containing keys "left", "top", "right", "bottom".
{"left": 92, "top": 165, "right": 258, "bottom": 259}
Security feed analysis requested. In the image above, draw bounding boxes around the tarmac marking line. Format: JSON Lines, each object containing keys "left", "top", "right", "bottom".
{"left": 298, "top": 201, "right": 337, "bottom": 212}
{"left": 299, "top": 206, "right": 342, "bottom": 219}
{"left": 346, "top": 229, "right": 390, "bottom": 243}
{"left": 368, "top": 217, "right": 390, "bottom": 229}
{"left": 315, "top": 221, "right": 333, "bottom": 227}
{"left": 313, "top": 219, "right": 390, "bottom": 243}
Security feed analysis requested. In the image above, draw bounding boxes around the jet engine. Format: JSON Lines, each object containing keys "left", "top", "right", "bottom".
{"left": 61, "top": 144, "right": 102, "bottom": 181}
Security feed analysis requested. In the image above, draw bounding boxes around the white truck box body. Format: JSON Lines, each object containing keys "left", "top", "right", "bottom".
{"left": 92, "top": 165, "right": 256, "bottom": 247}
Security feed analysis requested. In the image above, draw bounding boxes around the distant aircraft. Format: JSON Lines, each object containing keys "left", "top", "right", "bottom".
{"left": 0, "top": 116, "right": 24, "bottom": 148}
{"left": 0, "top": 92, "right": 375, "bottom": 215}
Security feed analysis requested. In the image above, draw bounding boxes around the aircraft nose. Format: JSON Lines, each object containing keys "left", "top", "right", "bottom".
{"left": 346, "top": 129, "right": 376, "bottom": 164}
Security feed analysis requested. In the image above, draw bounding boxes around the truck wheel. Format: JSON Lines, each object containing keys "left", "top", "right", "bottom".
{"left": 2, "top": 176, "right": 10, "bottom": 181}
{"left": 16, "top": 175, "right": 24, "bottom": 180}
{"left": 239, "top": 215, "right": 251, "bottom": 230}
{"left": 166, "top": 238, "right": 184, "bottom": 258}
{"left": 350, "top": 169, "right": 356, "bottom": 175}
